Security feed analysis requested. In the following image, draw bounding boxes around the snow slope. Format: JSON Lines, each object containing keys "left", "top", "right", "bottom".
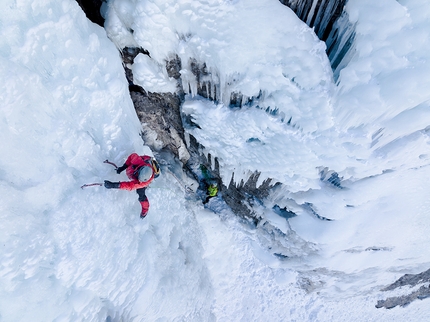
{"left": 0, "top": 0, "right": 146, "bottom": 320}
{"left": 1, "top": 0, "right": 430, "bottom": 321}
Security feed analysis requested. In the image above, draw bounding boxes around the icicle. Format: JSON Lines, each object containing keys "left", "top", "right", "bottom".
{"left": 256, "top": 172, "right": 269, "bottom": 189}
{"left": 222, "top": 168, "right": 234, "bottom": 187}
{"left": 305, "top": 0, "right": 319, "bottom": 26}
{"left": 189, "top": 76, "right": 198, "bottom": 97}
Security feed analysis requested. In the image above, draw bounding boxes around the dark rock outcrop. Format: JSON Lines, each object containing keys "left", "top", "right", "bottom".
{"left": 132, "top": 89, "right": 189, "bottom": 163}
{"left": 382, "top": 268, "right": 430, "bottom": 292}
{"left": 376, "top": 285, "right": 430, "bottom": 309}
{"left": 75, "top": 0, "right": 104, "bottom": 27}
{"left": 376, "top": 268, "right": 430, "bottom": 309}
{"left": 121, "top": 48, "right": 190, "bottom": 163}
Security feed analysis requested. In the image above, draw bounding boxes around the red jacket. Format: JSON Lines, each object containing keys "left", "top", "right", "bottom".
{"left": 119, "top": 153, "right": 155, "bottom": 190}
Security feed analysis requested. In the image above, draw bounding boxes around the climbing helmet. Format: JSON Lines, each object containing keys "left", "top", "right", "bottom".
{"left": 138, "top": 166, "right": 153, "bottom": 183}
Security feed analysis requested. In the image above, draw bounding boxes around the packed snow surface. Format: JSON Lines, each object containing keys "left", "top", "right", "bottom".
{"left": 1, "top": 0, "right": 430, "bottom": 321}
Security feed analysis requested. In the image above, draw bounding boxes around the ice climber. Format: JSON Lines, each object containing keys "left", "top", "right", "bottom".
{"left": 104, "top": 153, "right": 160, "bottom": 218}
{"left": 203, "top": 183, "right": 218, "bottom": 204}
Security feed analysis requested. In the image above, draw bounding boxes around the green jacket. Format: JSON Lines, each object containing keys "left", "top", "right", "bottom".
{"left": 207, "top": 184, "right": 218, "bottom": 197}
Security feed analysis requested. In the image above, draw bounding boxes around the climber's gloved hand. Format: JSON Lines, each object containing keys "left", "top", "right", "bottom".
{"left": 116, "top": 164, "right": 127, "bottom": 174}
{"left": 104, "top": 180, "right": 120, "bottom": 189}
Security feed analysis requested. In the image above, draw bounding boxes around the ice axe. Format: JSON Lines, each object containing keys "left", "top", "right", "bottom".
{"left": 81, "top": 182, "right": 103, "bottom": 189}
{"left": 81, "top": 160, "right": 119, "bottom": 189}
{"left": 103, "top": 159, "right": 118, "bottom": 170}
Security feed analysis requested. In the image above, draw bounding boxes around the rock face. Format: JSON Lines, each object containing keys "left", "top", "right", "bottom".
{"left": 376, "top": 268, "right": 430, "bottom": 309}
{"left": 376, "top": 286, "right": 430, "bottom": 309}
{"left": 131, "top": 88, "right": 189, "bottom": 163}
{"left": 122, "top": 48, "right": 190, "bottom": 164}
